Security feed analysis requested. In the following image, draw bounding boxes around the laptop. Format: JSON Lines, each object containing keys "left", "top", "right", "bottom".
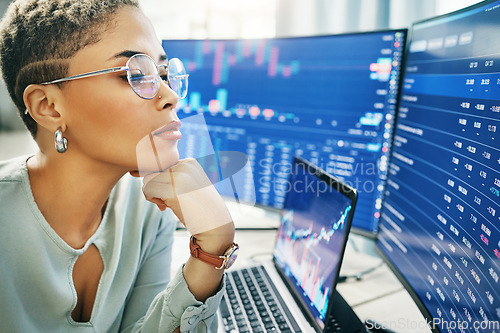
{"left": 218, "top": 156, "right": 368, "bottom": 333}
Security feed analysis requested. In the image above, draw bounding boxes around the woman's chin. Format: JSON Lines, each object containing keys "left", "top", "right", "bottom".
{"left": 135, "top": 134, "right": 180, "bottom": 175}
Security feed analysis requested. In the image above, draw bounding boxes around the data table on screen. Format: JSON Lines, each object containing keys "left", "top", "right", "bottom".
{"left": 163, "top": 31, "right": 406, "bottom": 234}
{"left": 378, "top": 2, "right": 500, "bottom": 332}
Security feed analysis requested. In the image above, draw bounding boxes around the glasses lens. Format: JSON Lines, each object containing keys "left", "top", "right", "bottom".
{"left": 127, "top": 54, "right": 160, "bottom": 99}
{"left": 168, "top": 58, "right": 188, "bottom": 99}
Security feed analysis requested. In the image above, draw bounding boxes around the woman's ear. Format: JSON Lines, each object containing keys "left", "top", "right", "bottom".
{"left": 23, "top": 84, "right": 65, "bottom": 131}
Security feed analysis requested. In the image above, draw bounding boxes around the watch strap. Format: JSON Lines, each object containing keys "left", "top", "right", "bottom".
{"left": 190, "top": 236, "right": 237, "bottom": 269}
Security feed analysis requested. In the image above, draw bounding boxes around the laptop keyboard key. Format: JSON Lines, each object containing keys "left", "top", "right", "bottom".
{"left": 264, "top": 324, "right": 278, "bottom": 331}
{"left": 278, "top": 323, "right": 290, "bottom": 330}
{"left": 275, "top": 315, "right": 286, "bottom": 324}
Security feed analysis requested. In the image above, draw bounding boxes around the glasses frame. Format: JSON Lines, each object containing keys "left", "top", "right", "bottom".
{"left": 40, "top": 53, "right": 189, "bottom": 100}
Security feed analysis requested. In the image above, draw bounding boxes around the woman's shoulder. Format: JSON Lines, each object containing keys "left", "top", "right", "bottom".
{"left": 0, "top": 156, "right": 32, "bottom": 225}
{"left": 0, "top": 155, "right": 29, "bottom": 183}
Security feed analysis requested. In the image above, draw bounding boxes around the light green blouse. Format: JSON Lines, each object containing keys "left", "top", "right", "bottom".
{"left": 0, "top": 156, "right": 224, "bottom": 333}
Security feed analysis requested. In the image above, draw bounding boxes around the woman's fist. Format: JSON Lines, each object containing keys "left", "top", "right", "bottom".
{"left": 142, "top": 158, "right": 233, "bottom": 236}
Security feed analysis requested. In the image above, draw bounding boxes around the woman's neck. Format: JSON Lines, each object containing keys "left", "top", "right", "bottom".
{"left": 27, "top": 151, "right": 126, "bottom": 249}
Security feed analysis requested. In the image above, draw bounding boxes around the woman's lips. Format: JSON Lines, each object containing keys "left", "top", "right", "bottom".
{"left": 152, "top": 120, "right": 182, "bottom": 141}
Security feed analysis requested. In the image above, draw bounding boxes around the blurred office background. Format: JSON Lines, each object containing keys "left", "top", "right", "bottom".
{"left": 0, "top": 0, "right": 483, "bottom": 134}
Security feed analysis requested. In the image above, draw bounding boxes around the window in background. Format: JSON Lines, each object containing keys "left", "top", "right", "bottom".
{"left": 275, "top": 0, "right": 484, "bottom": 37}
{"left": 434, "top": 0, "right": 485, "bottom": 15}
{"left": 140, "top": 0, "right": 278, "bottom": 40}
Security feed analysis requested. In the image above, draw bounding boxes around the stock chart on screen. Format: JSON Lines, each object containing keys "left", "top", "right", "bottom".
{"left": 274, "top": 205, "right": 351, "bottom": 319}
{"left": 377, "top": 1, "right": 500, "bottom": 332}
{"left": 272, "top": 158, "right": 355, "bottom": 328}
{"left": 163, "top": 30, "right": 405, "bottom": 234}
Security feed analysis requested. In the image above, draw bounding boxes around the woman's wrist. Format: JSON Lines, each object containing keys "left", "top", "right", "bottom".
{"left": 192, "top": 222, "right": 235, "bottom": 256}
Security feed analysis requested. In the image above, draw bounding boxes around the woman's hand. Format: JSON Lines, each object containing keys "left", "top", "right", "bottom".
{"left": 139, "top": 158, "right": 235, "bottom": 303}
{"left": 141, "top": 158, "right": 234, "bottom": 240}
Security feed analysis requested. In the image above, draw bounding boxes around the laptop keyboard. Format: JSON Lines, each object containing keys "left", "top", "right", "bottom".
{"left": 219, "top": 265, "right": 302, "bottom": 333}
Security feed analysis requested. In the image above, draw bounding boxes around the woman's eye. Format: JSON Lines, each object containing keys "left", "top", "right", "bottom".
{"left": 119, "top": 75, "right": 128, "bottom": 81}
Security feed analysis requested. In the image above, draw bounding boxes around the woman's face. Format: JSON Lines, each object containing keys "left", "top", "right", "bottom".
{"left": 59, "top": 6, "right": 180, "bottom": 174}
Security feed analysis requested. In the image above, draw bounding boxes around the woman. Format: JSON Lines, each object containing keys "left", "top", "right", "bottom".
{"left": 0, "top": 0, "right": 236, "bottom": 332}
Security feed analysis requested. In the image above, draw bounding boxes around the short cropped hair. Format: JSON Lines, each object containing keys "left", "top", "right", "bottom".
{"left": 0, "top": 0, "right": 139, "bottom": 138}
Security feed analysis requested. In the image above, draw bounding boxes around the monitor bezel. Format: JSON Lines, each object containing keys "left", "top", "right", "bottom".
{"left": 164, "top": 28, "right": 407, "bottom": 43}
{"left": 271, "top": 156, "right": 358, "bottom": 332}
{"left": 350, "top": 27, "right": 409, "bottom": 239}
{"left": 406, "top": 0, "right": 499, "bottom": 30}
{"left": 375, "top": 1, "right": 500, "bottom": 333}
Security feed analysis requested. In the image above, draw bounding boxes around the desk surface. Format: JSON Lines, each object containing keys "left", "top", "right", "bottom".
{"left": 172, "top": 229, "right": 432, "bottom": 333}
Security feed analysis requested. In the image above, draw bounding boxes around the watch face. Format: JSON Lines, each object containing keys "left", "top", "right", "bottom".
{"left": 225, "top": 246, "right": 239, "bottom": 269}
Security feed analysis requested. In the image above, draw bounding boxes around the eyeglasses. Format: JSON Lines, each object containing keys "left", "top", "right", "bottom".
{"left": 41, "top": 53, "right": 189, "bottom": 100}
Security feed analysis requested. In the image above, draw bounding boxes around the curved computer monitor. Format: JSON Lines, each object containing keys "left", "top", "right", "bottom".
{"left": 162, "top": 29, "right": 406, "bottom": 235}
{"left": 377, "top": 1, "right": 500, "bottom": 332}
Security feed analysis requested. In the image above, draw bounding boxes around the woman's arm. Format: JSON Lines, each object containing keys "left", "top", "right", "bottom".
{"left": 123, "top": 158, "right": 235, "bottom": 332}
{"left": 182, "top": 222, "right": 235, "bottom": 302}
{"left": 142, "top": 158, "right": 236, "bottom": 302}
{"left": 120, "top": 213, "right": 228, "bottom": 333}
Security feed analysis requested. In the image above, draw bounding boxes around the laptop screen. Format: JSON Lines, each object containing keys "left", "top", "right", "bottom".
{"left": 273, "top": 157, "right": 357, "bottom": 330}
